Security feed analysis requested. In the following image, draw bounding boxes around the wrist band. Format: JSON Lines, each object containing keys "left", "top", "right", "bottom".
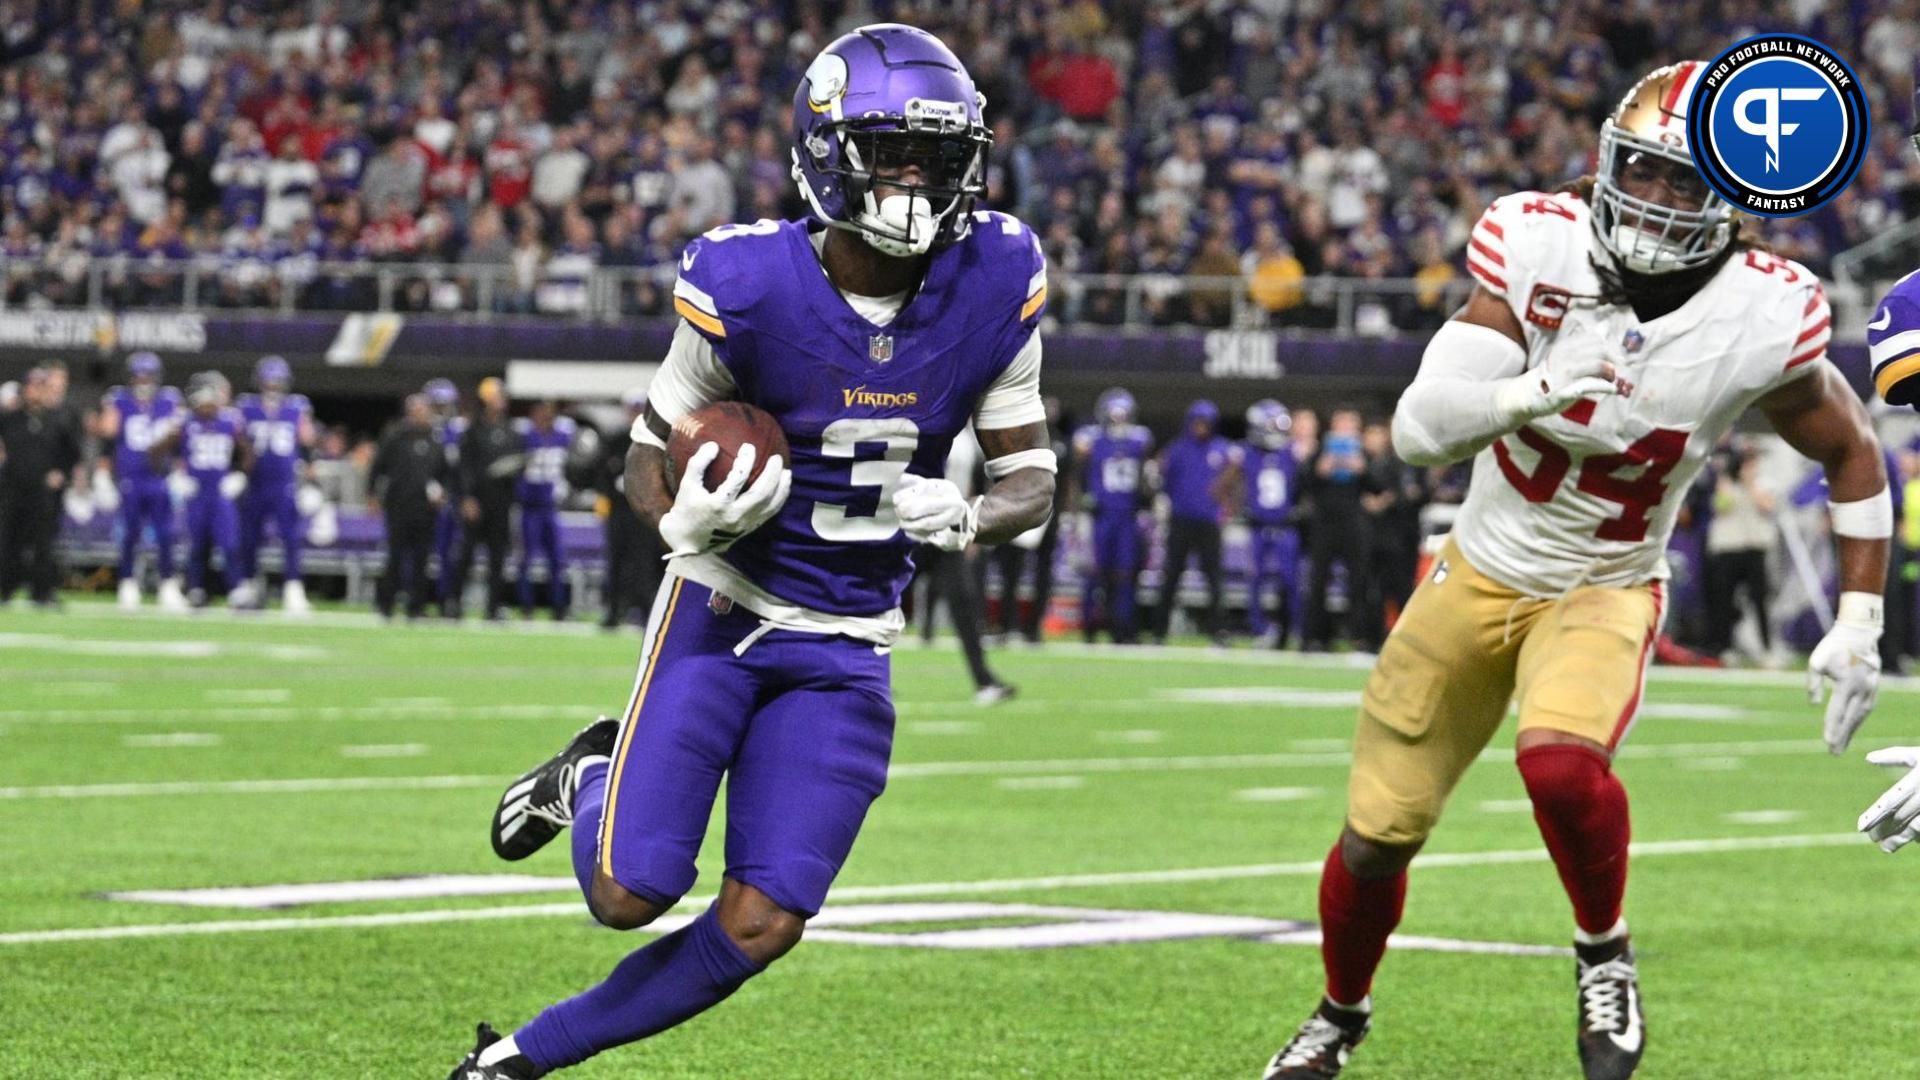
{"left": 1831, "top": 488, "right": 1893, "bottom": 539}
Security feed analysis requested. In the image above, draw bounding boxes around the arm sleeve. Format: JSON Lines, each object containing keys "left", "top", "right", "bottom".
{"left": 1390, "top": 319, "right": 1531, "bottom": 467}
{"left": 973, "top": 331, "right": 1046, "bottom": 430}
{"left": 630, "top": 321, "right": 738, "bottom": 449}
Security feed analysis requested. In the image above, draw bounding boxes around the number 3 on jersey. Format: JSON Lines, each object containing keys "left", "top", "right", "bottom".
{"left": 812, "top": 418, "right": 919, "bottom": 541}
{"left": 1493, "top": 426, "right": 1688, "bottom": 542}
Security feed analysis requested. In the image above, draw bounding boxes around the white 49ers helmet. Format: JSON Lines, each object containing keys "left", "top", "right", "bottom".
{"left": 1592, "top": 61, "right": 1735, "bottom": 274}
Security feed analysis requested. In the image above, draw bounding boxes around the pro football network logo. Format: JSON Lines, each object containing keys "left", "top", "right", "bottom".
{"left": 1686, "top": 34, "right": 1868, "bottom": 217}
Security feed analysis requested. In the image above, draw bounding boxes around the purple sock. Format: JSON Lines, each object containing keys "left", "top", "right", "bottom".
{"left": 515, "top": 906, "right": 765, "bottom": 1071}
{"left": 568, "top": 760, "right": 609, "bottom": 906}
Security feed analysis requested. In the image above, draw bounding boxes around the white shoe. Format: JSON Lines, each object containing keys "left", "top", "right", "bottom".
{"left": 974, "top": 683, "right": 1018, "bottom": 707}
{"left": 117, "top": 578, "right": 141, "bottom": 610}
{"left": 157, "top": 577, "right": 189, "bottom": 613}
{"left": 282, "top": 580, "right": 310, "bottom": 617}
{"left": 228, "top": 580, "right": 259, "bottom": 610}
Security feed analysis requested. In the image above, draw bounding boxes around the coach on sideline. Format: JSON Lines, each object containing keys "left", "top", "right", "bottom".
{"left": 0, "top": 367, "right": 83, "bottom": 607}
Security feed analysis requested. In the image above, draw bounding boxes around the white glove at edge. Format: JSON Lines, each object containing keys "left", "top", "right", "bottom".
{"left": 658, "top": 442, "right": 791, "bottom": 558}
{"left": 1859, "top": 747, "right": 1920, "bottom": 853}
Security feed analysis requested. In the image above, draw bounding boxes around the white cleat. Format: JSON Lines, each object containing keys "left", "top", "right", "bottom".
{"left": 117, "top": 578, "right": 142, "bottom": 610}
{"left": 282, "top": 580, "right": 311, "bottom": 617}
{"left": 157, "top": 577, "right": 189, "bottom": 613}
{"left": 228, "top": 580, "right": 260, "bottom": 610}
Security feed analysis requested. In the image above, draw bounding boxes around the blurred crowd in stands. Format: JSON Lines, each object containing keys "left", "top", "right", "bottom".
{"left": 3, "top": 1, "right": 1920, "bottom": 327}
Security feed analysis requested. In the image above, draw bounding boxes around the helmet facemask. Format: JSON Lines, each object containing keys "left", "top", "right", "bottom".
{"left": 1592, "top": 122, "right": 1732, "bottom": 275}
{"left": 800, "top": 111, "right": 989, "bottom": 258}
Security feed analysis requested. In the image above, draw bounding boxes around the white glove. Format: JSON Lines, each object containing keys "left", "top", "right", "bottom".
{"left": 1859, "top": 748, "right": 1920, "bottom": 853}
{"left": 658, "top": 442, "right": 790, "bottom": 558}
{"left": 1808, "top": 592, "right": 1883, "bottom": 754}
{"left": 219, "top": 472, "right": 247, "bottom": 500}
{"left": 296, "top": 484, "right": 326, "bottom": 517}
{"left": 1493, "top": 352, "right": 1634, "bottom": 424}
{"left": 892, "top": 474, "right": 979, "bottom": 551}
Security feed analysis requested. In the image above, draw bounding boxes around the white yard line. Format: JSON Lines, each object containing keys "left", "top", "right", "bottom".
{"left": 0, "top": 703, "right": 603, "bottom": 726}
{"left": 0, "top": 832, "right": 1868, "bottom": 946}
{"left": 4, "top": 736, "right": 1911, "bottom": 799}
{"left": 0, "top": 775, "right": 497, "bottom": 800}
{"left": 339, "top": 743, "right": 429, "bottom": 759}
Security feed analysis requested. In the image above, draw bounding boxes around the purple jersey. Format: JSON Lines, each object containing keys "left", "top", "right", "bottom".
{"left": 1242, "top": 443, "right": 1299, "bottom": 526}
{"left": 676, "top": 214, "right": 1046, "bottom": 616}
{"left": 181, "top": 408, "right": 244, "bottom": 486}
{"left": 515, "top": 416, "right": 576, "bottom": 508}
{"left": 237, "top": 393, "right": 311, "bottom": 486}
{"left": 1162, "top": 434, "right": 1240, "bottom": 523}
{"left": 106, "top": 385, "right": 184, "bottom": 481}
{"left": 1074, "top": 424, "right": 1153, "bottom": 514}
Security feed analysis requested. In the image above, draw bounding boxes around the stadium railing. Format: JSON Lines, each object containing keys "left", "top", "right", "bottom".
{"left": 2, "top": 255, "right": 1486, "bottom": 336}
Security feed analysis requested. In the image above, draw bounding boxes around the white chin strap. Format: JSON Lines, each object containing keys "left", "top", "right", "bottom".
{"left": 1610, "top": 223, "right": 1686, "bottom": 275}
{"left": 856, "top": 192, "right": 939, "bottom": 257}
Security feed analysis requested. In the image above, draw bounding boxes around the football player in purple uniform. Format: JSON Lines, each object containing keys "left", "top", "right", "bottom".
{"left": 1071, "top": 387, "right": 1153, "bottom": 642}
{"left": 450, "top": 24, "right": 1056, "bottom": 1078}
{"left": 1242, "top": 399, "right": 1304, "bottom": 647}
{"left": 1152, "top": 399, "right": 1243, "bottom": 645}
{"left": 153, "top": 372, "right": 251, "bottom": 607}
{"left": 514, "top": 400, "right": 577, "bottom": 621}
{"left": 234, "top": 355, "right": 317, "bottom": 613}
{"left": 98, "top": 351, "right": 187, "bottom": 610}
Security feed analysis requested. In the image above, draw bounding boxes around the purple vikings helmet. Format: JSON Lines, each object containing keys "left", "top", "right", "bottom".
{"left": 255, "top": 354, "right": 292, "bottom": 392}
{"left": 423, "top": 377, "right": 458, "bottom": 409}
{"left": 1186, "top": 399, "right": 1221, "bottom": 431}
{"left": 1245, "top": 399, "right": 1292, "bottom": 448}
{"left": 127, "top": 351, "right": 162, "bottom": 381}
{"left": 1095, "top": 387, "right": 1136, "bottom": 429}
{"left": 791, "top": 23, "right": 992, "bottom": 258}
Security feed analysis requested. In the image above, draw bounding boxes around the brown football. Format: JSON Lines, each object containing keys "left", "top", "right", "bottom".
{"left": 666, "top": 401, "right": 790, "bottom": 495}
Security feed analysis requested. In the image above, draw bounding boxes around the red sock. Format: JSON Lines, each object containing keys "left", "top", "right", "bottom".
{"left": 1318, "top": 842, "right": 1406, "bottom": 1005}
{"left": 1517, "top": 743, "right": 1631, "bottom": 936}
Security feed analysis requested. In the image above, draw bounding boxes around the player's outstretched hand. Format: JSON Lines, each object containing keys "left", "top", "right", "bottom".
{"left": 1860, "top": 748, "right": 1920, "bottom": 852}
{"left": 893, "top": 474, "right": 979, "bottom": 551}
{"left": 1808, "top": 615, "right": 1881, "bottom": 754}
{"left": 658, "top": 442, "right": 792, "bottom": 558}
{"left": 1495, "top": 353, "right": 1634, "bottom": 424}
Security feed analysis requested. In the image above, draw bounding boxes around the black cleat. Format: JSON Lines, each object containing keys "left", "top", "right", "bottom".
{"left": 1575, "top": 939, "right": 1645, "bottom": 1080}
{"left": 446, "top": 1022, "right": 539, "bottom": 1079}
{"left": 490, "top": 716, "right": 619, "bottom": 861}
{"left": 1263, "top": 999, "right": 1370, "bottom": 1079}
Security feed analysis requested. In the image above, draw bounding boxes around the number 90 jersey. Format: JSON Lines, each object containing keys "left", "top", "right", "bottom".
{"left": 1454, "top": 190, "right": 1832, "bottom": 595}
{"left": 669, "top": 214, "right": 1047, "bottom": 617}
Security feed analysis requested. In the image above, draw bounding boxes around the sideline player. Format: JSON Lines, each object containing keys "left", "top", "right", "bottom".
{"left": 1072, "top": 388, "right": 1152, "bottom": 642}
{"left": 98, "top": 351, "right": 186, "bottom": 610}
{"left": 235, "top": 356, "right": 316, "bottom": 613}
{"left": 154, "top": 372, "right": 251, "bottom": 607}
{"left": 1241, "top": 399, "right": 1302, "bottom": 647}
{"left": 514, "top": 399, "right": 576, "bottom": 621}
{"left": 1264, "top": 62, "right": 1888, "bottom": 1080}
{"left": 448, "top": 24, "right": 1056, "bottom": 1078}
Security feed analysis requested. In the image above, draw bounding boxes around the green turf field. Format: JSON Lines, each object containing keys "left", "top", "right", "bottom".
{"left": 3, "top": 606, "right": 1917, "bottom": 1079}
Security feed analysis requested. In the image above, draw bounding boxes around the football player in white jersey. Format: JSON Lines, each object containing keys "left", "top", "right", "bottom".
{"left": 1264, "top": 62, "right": 1890, "bottom": 1080}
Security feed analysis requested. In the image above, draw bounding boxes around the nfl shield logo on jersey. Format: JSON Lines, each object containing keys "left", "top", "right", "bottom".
{"left": 1622, "top": 328, "right": 1645, "bottom": 354}
{"left": 869, "top": 334, "right": 894, "bottom": 363}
